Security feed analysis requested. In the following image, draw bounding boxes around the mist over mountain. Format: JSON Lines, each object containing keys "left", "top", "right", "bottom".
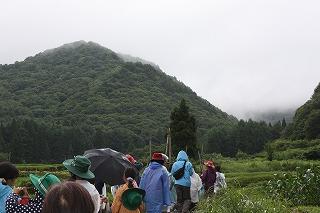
{"left": 244, "top": 108, "right": 295, "bottom": 124}
{"left": 117, "top": 53, "right": 161, "bottom": 71}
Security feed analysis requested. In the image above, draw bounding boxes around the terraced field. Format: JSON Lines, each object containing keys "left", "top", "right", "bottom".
{"left": 195, "top": 158, "right": 320, "bottom": 213}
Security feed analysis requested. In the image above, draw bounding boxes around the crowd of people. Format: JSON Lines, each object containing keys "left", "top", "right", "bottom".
{"left": 0, "top": 150, "right": 226, "bottom": 213}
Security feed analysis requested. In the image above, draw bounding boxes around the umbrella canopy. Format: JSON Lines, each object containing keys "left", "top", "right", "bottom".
{"left": 84, "top": 148, "right": 138, "bottom": 186}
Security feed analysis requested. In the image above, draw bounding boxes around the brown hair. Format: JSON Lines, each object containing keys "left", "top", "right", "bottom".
{"left": 42, "top": 181, "right": 95, "bottom": 213}
{"left": 124, "top": 168, "right": 136, "bottom": 188}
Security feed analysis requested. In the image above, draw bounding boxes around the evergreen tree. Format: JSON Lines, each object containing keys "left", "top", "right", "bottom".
{"left": 305, "top": 110, "right": 320, "bottom": 139}
{"left": 170, "top": 99, "right": 197, "bottom": 157}
{"left": 281, "top": 118, "right": 287, "bottom": 128}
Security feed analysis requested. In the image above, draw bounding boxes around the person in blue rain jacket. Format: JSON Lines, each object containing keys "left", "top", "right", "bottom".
{"left": 171, "top": 150, "right": 194, "bottom": 213}
{"left": 139, "top": 153, "right": 170, "bottom": 213}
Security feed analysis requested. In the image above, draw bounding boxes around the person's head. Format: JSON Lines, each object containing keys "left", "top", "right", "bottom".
{"left": 0, "top": 161, "right": 19, "bottom": 186}
{"left": 63, "top": 155, "right": 95, "bottom": 180}
{"left": 124, "top": 168, "right": 136, "bottom": 188}
{"left": 176, "top": 150, "right": 189, "bottom": 162}
{"left": 215, "top": 165, "right": 221, "bottom": 173}
{"left": 150, "top": 152, "right": 164, "bottom": 165}
{"left": 42, "top": 181, "right": 95, "bottom": 213}
{"left": 204, "top": 160, "right": 214, "bottom": 169}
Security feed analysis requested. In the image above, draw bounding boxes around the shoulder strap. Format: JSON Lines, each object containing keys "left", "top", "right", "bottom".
{"left": 182, "top": 160, "right": 187, "bottom": 169}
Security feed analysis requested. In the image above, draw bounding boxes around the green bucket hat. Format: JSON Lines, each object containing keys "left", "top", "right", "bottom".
{"left": 29, "top": 173, "right": 61, "bottom": 196}
{"left": 63, "top": 155, "right": 95, "bottom": 179}
{"left": 121, "top": 188, "right": 146, "bottom": 210}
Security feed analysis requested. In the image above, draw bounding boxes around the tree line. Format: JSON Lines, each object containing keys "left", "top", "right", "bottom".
{"left": 0, "top": 119, "right": 148, "bottom": 163}
{"left": 205, "top": 119, "right": 286, "bottom": 157}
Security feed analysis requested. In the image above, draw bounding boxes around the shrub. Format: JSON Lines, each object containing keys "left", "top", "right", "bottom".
{"left": 267, "top": 167, "right": 320, "bottom": 206}
{"left": 195, "top": 187, "right": 290, "bottom": 213}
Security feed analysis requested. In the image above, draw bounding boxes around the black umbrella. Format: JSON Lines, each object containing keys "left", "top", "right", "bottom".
{"left": 84, "top": 148, "right": 138, "bottom": 186}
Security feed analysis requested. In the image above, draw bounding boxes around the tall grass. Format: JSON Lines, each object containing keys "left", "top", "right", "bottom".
{"left": 195, "top": 187, "right": 290, "bottom": 213}
{"left": 267, "top": 167, "right": 320, "bottom": 206}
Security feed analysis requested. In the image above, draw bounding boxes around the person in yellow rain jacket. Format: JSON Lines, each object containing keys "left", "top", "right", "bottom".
{"left": 112, "top": 168, "right": 145, "bottom": 213}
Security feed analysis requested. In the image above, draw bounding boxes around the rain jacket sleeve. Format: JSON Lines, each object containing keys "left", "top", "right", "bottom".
{"left": 111, "top": 186, "right": 123, "bottom": 213}
{"left": 161, "top": 170, "right": 171, "bottom": 206}
{"left": 201, "top": 170, "right": 208, "bottom": 183}
{"left": 0, "top": 183, "right": 12, "bottom": 213}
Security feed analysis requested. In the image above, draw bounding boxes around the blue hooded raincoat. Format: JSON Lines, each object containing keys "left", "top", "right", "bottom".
{"left": 0, "top": 182, "right": 12, "bottom": 213}
{"left": 139, "top": 162, "right": 171, "bottom": 213}
{"left": 171, "top": 151, "right": 193, "bottom": 187}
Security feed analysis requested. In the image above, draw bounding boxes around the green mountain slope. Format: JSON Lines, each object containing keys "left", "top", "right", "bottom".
{"left": 286, "top": 83, "right": 320, "bottom": 140}
{"left": 0, "top": 41, "right": 236, "bottom": 146}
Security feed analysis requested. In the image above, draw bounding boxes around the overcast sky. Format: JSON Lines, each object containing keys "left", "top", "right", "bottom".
{"left": 1, "top": 0, "right": 320, "bottom": 118}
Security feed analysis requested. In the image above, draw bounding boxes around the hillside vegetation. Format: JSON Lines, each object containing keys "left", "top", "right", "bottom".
{"left": 0, "top": 41, "right": 236, "bottom": 162}
{"left": 285, "top": 83, "right": 320, "bottom": 140}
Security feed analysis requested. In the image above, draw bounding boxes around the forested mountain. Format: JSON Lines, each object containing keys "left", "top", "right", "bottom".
{"left": 0, "top": 41, "right": 237, "bottom": 162}
{"left": 285, "top": 83, "right": 320, "bottom": 140}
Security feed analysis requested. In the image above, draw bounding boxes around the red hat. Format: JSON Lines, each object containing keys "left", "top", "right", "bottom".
{"left": 204, "top": 160, "right": 214, "bottom": 168}
{"left": 152, "top": 153, "right": 164, "bottom": 161}
{"left": 125, "top": 154, "right": 137, "bottom": 164}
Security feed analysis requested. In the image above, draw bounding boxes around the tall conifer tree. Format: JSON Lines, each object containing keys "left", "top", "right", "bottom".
{"left": 170, "top": 99, "right": 197, "bottom": 157}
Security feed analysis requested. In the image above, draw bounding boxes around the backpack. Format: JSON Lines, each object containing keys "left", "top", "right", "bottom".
{"left": 173, "top": 160, "right": 187, "bottom": 180}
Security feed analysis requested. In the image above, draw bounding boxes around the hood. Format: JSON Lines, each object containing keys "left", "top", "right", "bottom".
{"left": 176, "top": 151, "right": 189, "bottom": 161}
{"left": 149, "top": 161, "right": 163, "bottom": 170}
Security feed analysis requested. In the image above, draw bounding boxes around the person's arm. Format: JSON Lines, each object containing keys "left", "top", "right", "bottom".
{"left": 111, "top": 187, "right": 122, "bottom": 213}
{"left": 189, "top": 163, "right": 194, "bottom": 176}
{"left": 161, "top": 172, "right": 171, "bottom": 206}
{"left": 138, "top": 203, "right": 145, "bottom": 213}
{"left": 139, "top": 170, "right": 146, "bottom": 190}
{"left": 201, "top": 170, "right": 208, "bottom": 183}
{"left": 93, "top": 192, "right": 101, "bottom": 213}
{"left": 196, "top": 174, "right": 203, "bottom": 190}
{"left": 170, "top": 163, "right": 176, "bottom": 174}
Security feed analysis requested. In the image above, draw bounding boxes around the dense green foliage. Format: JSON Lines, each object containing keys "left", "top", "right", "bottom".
{"left": 285, "top": 83, "right": 320, "bottom": 140}
{"left": 0, "top": 119, "right": 146, "bottom": 163}
{"left": 268, "top": 167, "right": 320, "bottom": 206}
{"left": 170, "top": 99, "right": 197, "bottom": 157}
{"left": 206, "top": 119, "right": 283, "bottom": 157}
{"left": 0, "top": 41, "right": 237, "bottom": 162}
{"left": 270, "top": 139, "right": 320, "bottom": 160}
{"left": 196, "top": 155, "right": 320, "bottom": 212}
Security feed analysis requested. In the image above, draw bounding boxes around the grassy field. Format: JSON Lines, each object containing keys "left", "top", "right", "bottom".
{"left": 195, "top": 156, "right": 320, "bottom": 213}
